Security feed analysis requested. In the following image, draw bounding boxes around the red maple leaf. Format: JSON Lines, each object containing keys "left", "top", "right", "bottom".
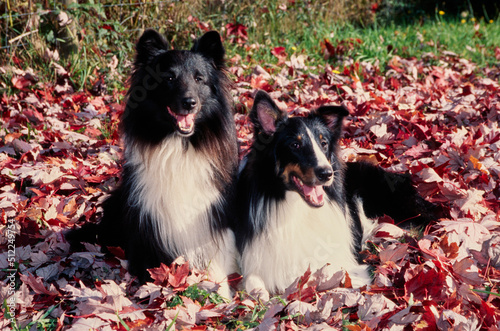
{"left": 286, "top": 266, "right": 313, "bottom": 301}
{"left": 24, "top": 108, "right": 44, "bottom": 124}
{"left": 100, "top": 24, "right": 114, "bottom": 31}
{"left": 106, "top": 246, "right": 126, "bottom": 260}
{"left": 12, "top": 75, "right": 34, "bottom": 90}
{"left": 148, "top": 263, "right": 170, "bottom": 285}
{"left": 271, "top": 46, "right": 287, "bottom": 65}
{"left": 226, "top": 22, "right": 248, "bottom": 44}
{"left": 250, "top": 75, "right": 272, "bottom": 91}
{"left": 20, "top": 273, "right": 60, "bottom": 296}
{"left": 404, "top": 264, "right": 448, "bottom": 301}
{"left": 168, "top": 261, "right": 190, "bottom": 290}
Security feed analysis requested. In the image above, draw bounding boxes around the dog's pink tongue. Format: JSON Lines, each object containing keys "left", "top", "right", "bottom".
{"left": 303, "top": 184, "right": 325, "bottom": 205}
{"left": 177, "top": 113, "right": 195, "bottom": 129}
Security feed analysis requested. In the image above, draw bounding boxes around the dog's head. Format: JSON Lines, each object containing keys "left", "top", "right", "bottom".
{"left": 250, "top": 91, "right": 349, "bottom": 207}
{"left": 126, "top": 29, "right": 226, "bottom": 137}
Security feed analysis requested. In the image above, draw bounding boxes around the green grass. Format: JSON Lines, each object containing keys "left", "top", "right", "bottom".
{"left": 0, "top": 0, "right": 499, "bottom": 96}
{"left": 8, "top": 303, "right": 60, "bottom": 331}
{"left": 237, "top": 17, "right": 500, "bottom": 72}
{"left": 166, "top": 284, "right": 226, "bottom": 308}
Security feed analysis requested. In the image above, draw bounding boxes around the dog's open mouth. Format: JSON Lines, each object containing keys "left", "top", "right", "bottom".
{"left": 167, "top": 107, "right": 196, "bottom": 135}
{"left": 291, "top": 175, "right": 325, "bottom": 207}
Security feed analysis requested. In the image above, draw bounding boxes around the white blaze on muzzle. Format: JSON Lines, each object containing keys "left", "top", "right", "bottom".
{"left": 301, "top": 127, "right": 334, "bottom": 206}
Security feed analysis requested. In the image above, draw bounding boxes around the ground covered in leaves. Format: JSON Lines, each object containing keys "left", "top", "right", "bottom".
{"left": 1, "top": 51, "right": 500, "bottom": 330}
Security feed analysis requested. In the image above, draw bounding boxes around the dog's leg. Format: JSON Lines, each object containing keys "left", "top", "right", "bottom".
{"left": 208, "top": 229, "right": 238, "bottom": 301}
{"left": 208, "top": 263, "right": 232, "bottom": 300}
{"left": 126, "top": 234, "right": 163, "bottom": 283}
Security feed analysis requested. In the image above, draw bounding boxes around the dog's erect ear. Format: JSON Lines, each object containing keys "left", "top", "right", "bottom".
{"left": 135, "top": 29, "right": 169, "bottom": 65}
{"left": 250, "top": 90, "right": 288, "bottom": 136}
{"left": 192, "top": 31, "right": 225, "bottom": 69}
{"left": 313, "top": 105, "right": 349, "bottom": 140}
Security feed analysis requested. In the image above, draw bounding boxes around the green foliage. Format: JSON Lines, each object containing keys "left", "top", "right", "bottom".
{"left": 311, "top": 18, "right": 500, "bottom": 73}
{"left": 182, "top": 284, "right": 225, "bottom": 305}
{"left": 225, "top": 303, "right": 269, "bottom": 329}
{"left": 472, "top": 288, "right": 500, "bottom": 297}
{"left": 166, "top": 294, "right": 183, "bottom": 308}
{"left": 167, "top": 284, "right": 225, "bottom": 308}
{"left": 8, "top": 303, "right": 60, "bottom": 331}
{"left": 99, "top": 117, "right": 114, "bottom": 140}
{"left": 116, "top": 311, "right": 131, "bottom": 331}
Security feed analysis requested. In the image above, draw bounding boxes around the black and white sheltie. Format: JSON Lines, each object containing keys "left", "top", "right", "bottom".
{"left": 67, "top": 29, "right": 239, "bottom": 297}
{"left": 235, "top": 91, "right": 434, "bottom": 297}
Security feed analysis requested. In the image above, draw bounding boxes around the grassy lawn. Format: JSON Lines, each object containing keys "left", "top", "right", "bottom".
{"left": 0, "top": 0, "right": 499, "bottom": 95}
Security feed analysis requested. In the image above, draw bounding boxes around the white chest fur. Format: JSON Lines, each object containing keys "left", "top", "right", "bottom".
{"left": 125, "top": 136, "right": 227, "bottom": 268}
{"left": 242, "top": 192, "right": 371, "bottom": 294}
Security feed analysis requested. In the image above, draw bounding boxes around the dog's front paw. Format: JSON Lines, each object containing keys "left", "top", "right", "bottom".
{"left": 217, "top": 282, "right": 233, "bottom": 302}
{"left": 245, "top": 274, "right": 270, "bottom": 302}
{"left": 249, "top": 287, "right": 270, "bottom": 302}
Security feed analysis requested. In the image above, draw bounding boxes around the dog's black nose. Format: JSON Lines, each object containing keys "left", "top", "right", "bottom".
{"left": 315, "top": 167, "right": 333, "bottom": 182}
{"left": 182, "top": 98, "right": 197, "bottom": 110}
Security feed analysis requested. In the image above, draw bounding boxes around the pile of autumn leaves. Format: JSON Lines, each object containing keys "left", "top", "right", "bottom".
{"left": 0, "top": 51, "right": 499, "bottom": 329}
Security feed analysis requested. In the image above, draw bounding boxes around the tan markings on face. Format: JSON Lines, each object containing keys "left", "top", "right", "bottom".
{"left": 281, "top": 163, "right": 303, "bottom": 185}
{"left": 303, "top": 167, "right": 317, "bottom": 184}
{"left": 297, "top": 135, "right": 302, "bottom": 141}
{"left": 281, "top": 163, "right": 318, "bottom": 186}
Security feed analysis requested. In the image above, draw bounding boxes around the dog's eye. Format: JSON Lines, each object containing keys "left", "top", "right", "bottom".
{"left": 321, "top": 140, "right": 328, "bottom": 149}
{"left": 164, "top": 72, "right": 175, "bottom": 82}
{"left": 291, "top": 142, "right": 301, "bottom": 149}
{"left": 195, "top": 75, "right": 204, "bottom": 83}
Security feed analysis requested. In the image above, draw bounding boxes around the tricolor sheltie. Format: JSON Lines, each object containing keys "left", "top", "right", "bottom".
{"left": 67, "top": 29, "right": 239, "bottom": 297}
{"left": 235, "top": 91, "right": 434, "bottom": 296}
